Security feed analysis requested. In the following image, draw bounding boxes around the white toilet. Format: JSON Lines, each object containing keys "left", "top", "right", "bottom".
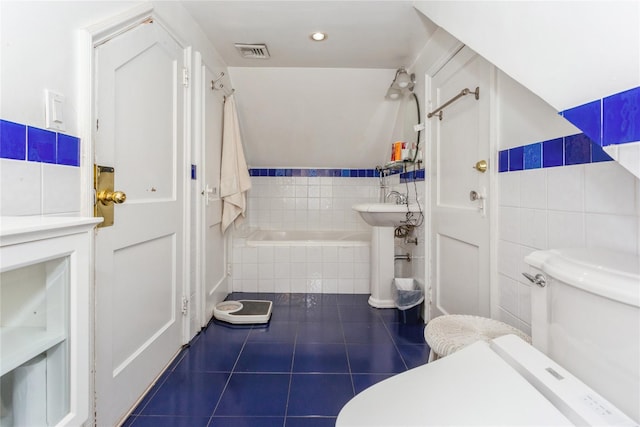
{"left": 337, "top": 248, "right": 640, "bottom": 426}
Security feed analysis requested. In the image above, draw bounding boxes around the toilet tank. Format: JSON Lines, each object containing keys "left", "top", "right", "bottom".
{"left": 525, "top": 248, "right": 640, "bottom": 423}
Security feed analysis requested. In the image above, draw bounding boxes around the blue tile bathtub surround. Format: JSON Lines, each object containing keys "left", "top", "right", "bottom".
{"left": 123, "top": 292, "right": 430, "bottom": 426}
{"left": 499, "top": 133, "right": 612, "bottom": 173}
{"left": 562, "top": 86, "right": 640, "bottom": 147}
{"left": 0, "top": 119, "right": 80, "bottom": 166}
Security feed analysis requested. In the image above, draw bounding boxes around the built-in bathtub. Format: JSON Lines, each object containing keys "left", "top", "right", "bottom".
{"left": 232, "top": 229, "right": 371, "bottom": 294}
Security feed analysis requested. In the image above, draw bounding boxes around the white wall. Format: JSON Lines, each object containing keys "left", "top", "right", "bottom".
{"left": 0, "top": 1, "right": 141, "bottom": 216}
{"left": 496, "top": 71, "right": 640, "bottom": 334}
{"left": 246, "top": 175, "right": 378, "bottom": 232}
{"left": 228, "top": 67, "right": 401, "bottom": 168}
{"left": 414, "top": 1, "right": 640, "bottom": 111}
{"left": 0, "top": 1, "right": 227, "bottom": 217}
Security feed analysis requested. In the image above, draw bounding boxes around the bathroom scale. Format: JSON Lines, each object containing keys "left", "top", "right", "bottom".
{"left": 213, "top": 300, "right": 273, "bottom": 325}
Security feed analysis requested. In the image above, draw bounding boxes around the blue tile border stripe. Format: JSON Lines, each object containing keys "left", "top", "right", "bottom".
{"left": 499, "top": 132, "right": 612, "bottom": 173}
{"left": 0, "top": 119, "right": 80, "bottom": 167}
{"left": 248, "top": 167, "right": 425, "bottom": 182}
{"left": 248, "top": 168, "right": 378, "bottom": 178}
{"left": 400, "top": 169, "right": 425, "bottom": 182}
{"left": 562, "top": 86, "right": 640, "bottom": 147}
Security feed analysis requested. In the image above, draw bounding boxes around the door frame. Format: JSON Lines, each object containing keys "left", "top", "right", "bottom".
{"left": 78, "top": 4, "right": 192, "bottom": 423}
{"left": 193, "top": 52, "right": 230, "bottom": 327}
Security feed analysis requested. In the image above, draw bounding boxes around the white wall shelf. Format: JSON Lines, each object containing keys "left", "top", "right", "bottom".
{"left": 1, "top": 215, "right": 100, "bottom": 427}
{"left": 0, "top": 327, "right": 66, "bottom": 377}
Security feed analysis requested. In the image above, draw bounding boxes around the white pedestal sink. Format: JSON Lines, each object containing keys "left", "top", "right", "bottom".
{"left": 352, "top": 203, "right": 421, "bottom": 308}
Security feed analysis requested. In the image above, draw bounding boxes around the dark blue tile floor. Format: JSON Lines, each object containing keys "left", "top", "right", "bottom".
{"left": 123, "top": 293, "right": 430, "bottom": 427}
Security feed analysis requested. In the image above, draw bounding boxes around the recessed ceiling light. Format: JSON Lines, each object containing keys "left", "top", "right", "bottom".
{"left": 310, "top": 32, "right": 327, "bottom": 41}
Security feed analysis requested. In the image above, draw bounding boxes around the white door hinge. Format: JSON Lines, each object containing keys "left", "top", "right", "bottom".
{"left": 182, "top": 68, "right": 189, "bottom": 87}
{"left": 226, "top": 263, "right": 232, "bottom": 276}
{"left": 181, "top": 296, "right": 188, "bottom": 315}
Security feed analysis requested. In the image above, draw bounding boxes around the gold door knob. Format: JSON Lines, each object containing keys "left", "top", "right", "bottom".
{"left": 473, "top": 160, "right": 488, "bottom": 173}
{"left": 97, "top": 190, "right": 127, "bottom": 205}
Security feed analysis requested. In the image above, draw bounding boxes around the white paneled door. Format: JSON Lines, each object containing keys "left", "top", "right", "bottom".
{"left": 94, "top": 19, "right": 186, "bottom": 426}
{"left": 429, "top": 47, "right": 493, "bottom": 318}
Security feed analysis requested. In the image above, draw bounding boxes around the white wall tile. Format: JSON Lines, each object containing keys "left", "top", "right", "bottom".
{"left": 291, "top": 247, "right": 307, "bottom": 263}
{"left": 547, "top": 165, "right": 585, "bottom": 211}
{"left": 354, "top": 246, "right": 370, "bottom": 263}
{"left": 290, "top": 263, "right": 306, "bottom": 279}
{"left": 498, "top": 274, "right": 518, "bottom": 316}
{"left": 322, "top": 262, "right": 339, "bottom": 278}
{"left": 295, "top": 186, "right": 308, "bottom": 198}
{"left": 498, "top": 171, "right": 520, "bottom": 207}
{"left": 258, "top": 247, "right": 274, "bottom": 263}
{"left": 520, "top": 168, "right": 547, "bottom": 209}
{"left": 338, "top": 263, "right": 354, "bottom": 279}
{"left": 307, "top": 262, "right": 322, "bottom": 278}
{"left": 519, "top": 208, "right": 547, "bottom": 249}
{"left": 274, "top": 263, "right": 290, "bottom": 279}
{"left": 1, "top": 159, "right": 42, "bottom": 215}
{"left": 585, "top": 213, "right": 639, "bottom": 254}
{"left": 242, "top": 263, "right": 258, "bottom": 280}
{"left": 499, "top": 206, "right": 520, "bottom": 243}
{"left": 547, "top": 211, "right": 585, "bottom": 248}
{"left": 322, "top": 246, "right": 338, "bottom": 262}
{"left": 517, "top": 282, "right": 531, "bottom": 323}
{"left": 584, "top": 162, "right": 637, "bottom": 215}
{"left": 337, "top": 279, "right": 354, "bottom": 294}
{"left": 290, "top": 278, "right": 307, "bottom": 293}
{"left": 259, "top": 279, "right": 275, "bottom": 293}
{"left": 338, "top": 247, "right": 354, "bottom": 262}
{"left": 518, "top": 245, "right": 538, "bottom": 285}
{"left": 243, "top": 247, "right": 258, "bottom": 263}
{"left": 42, "top": 164, "right": 80, "bottom": 215}
{"left": 353, "top": 279, "right": 369, "bottom": 294}
{"left": 307, "top": 246, "right": 322, "bottom": 261}
{"left": 323, "top": 279, "right": 338, "bottom": 293}
{"left": 497, "top": 240, "right": 521, "bottom": 280}
{"left": 354, "top": 262, "right": 369, "bottom": 279}
{"left": 259, "top": 263, "right": 274, "bottom": 280}
{"left": 307, "top": 279, "right": 323, "bottom": 293}
{"left": 274, "top": 278, "right": 291, "bottom": 293}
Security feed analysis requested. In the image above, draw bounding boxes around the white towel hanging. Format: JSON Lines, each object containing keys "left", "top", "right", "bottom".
{"left": 220, "top": 94, "right": 251, "bottom": 233}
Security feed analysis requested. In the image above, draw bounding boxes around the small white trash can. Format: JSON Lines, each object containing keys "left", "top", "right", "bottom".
{"left": 392, "top": 278, "right": 424, "bottom": 324}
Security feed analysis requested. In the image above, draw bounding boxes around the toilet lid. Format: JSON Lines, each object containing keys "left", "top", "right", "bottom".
{"left": 337, "top": 335, "right": 637, "bottom": 426}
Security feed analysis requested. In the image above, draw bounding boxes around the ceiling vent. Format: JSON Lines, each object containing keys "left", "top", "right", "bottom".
{"left": 234, "top": 43, "right": 270, "bottom": 59}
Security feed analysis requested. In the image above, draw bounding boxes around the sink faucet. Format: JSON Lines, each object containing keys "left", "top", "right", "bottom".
{"left": 386, "top": 191, "right": 408, "bottom": 205}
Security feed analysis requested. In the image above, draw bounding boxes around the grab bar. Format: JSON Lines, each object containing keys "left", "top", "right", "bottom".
{"left": 427, "top": 87, "right": 480, "bottom": 121}
{"left": 394, "top": 253, "right": 411, "bottom": 262}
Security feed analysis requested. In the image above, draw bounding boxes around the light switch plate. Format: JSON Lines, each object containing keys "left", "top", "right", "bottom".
{"left": 45, "top": 89, "right": 65, "bottom": 131}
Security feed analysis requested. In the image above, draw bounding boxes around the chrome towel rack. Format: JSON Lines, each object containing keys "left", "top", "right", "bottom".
{"left": 427, "top": 87, "right": 480, "bottom": 121}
